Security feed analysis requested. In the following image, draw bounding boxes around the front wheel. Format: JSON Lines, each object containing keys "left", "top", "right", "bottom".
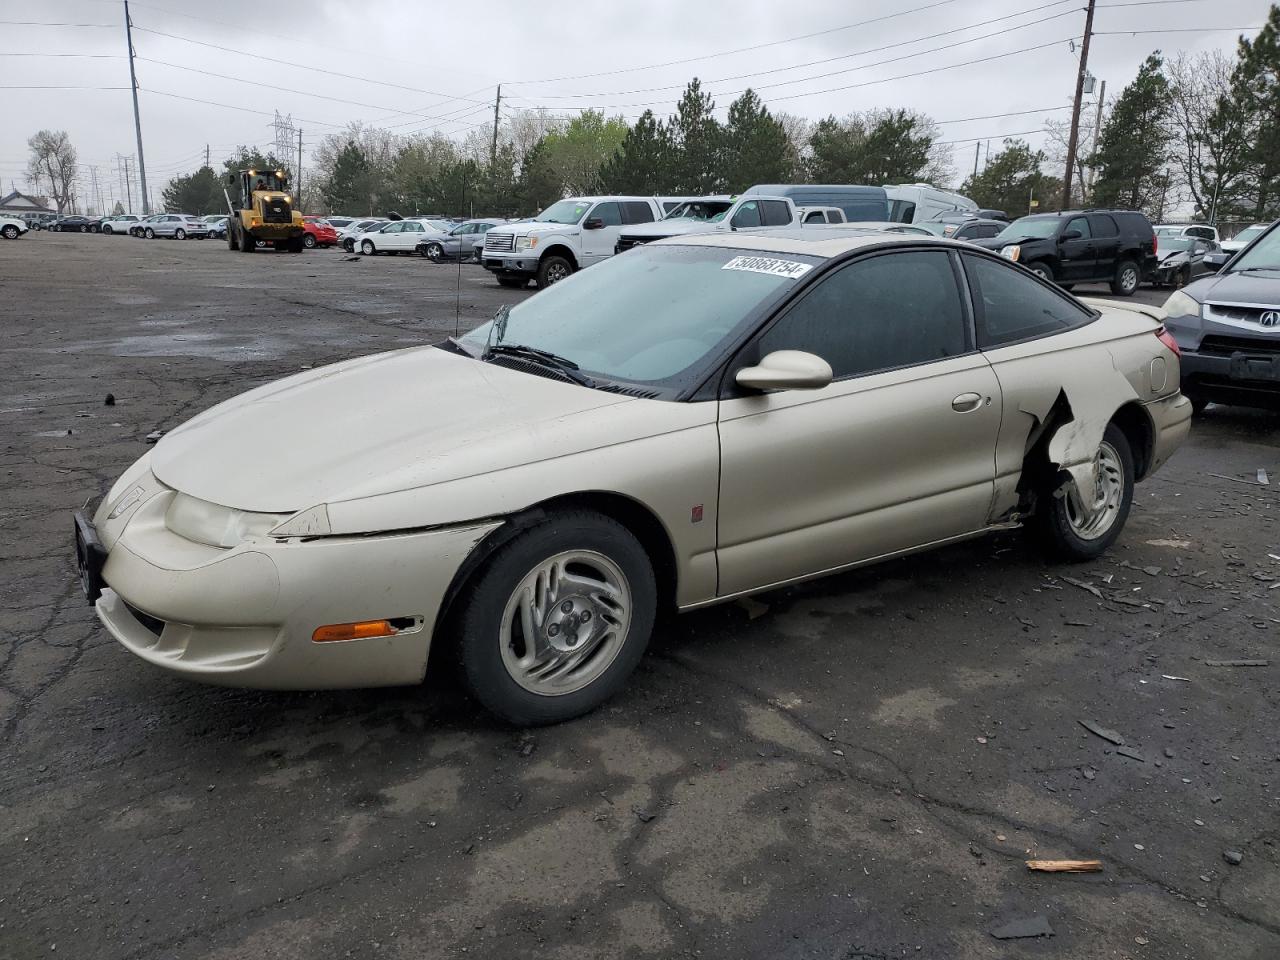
{"left": 1111, "top": 259, "right": 1140, "bottom": 297}
{"left": 536, "top": 254, "right": 573, "bottom": 289}
{"left": 102, "top": 225, "right": 113, "bottom": 235}
{"left": 1026, "top": 261, "right": 1055, "bottom": 283}
{"left": 456, "top": 511, "right": 657, "bottom": 725}
{"left": 423, "top": 242, "right": 444, "bottom": 262}
{"left": 81, "top": 225, "right": 89, "bottom": 233}
{"left": 1, "top": 225, "right": 18, "bottom": 240}
{"left": 1035, "top": 423, "right": 1134, "bottom": 562}
{"left": 361, "top": 240, "right": 376, "bottom": 255}
{"left": 144, "top": 228, "right": 155, "bottom": 239}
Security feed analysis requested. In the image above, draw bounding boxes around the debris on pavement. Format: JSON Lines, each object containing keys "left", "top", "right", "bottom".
{"left": 1146, "top": 538, "right": 1191, "bottom": 548}
{"left": 1078, "top": 719, "right": 1125, "bottom": 745}
{"left": 1209, "top": 473, "right": 1270, "bottom": 487}
{"left": 1258, "top": 468, "right": 1270, "bottom": 485}
{"left": 104, "top": 393, "right": 115, "bottom": 406}
{"left": 990, "top": 916, "right": 1054, "bottom": 940}
{"left": 1161, "top": 675, "right": 1192, "bottom": 682}
{"left": 144, "top": 430, "right": 163, "bottom": 443}
{"left": 1116, "top": 747, "right": 1146, "bottom": 762}
{"left": 632, "top": 806, "right": 656, "bottom": 823}
{"left": 1026, "top": 859, "right": 1103, "bottom": 873}
{"left": 1062, "top": 576, "right": 1104, "bottom": 599}
{"left": 736, "top": 597, "right": 770, "bottom": 620}
{"left": 1223, "top": 850, "right": 1244, "bottom": 866}
{"left": 1204, "top": 659, "right": 1269, "bottom": 667}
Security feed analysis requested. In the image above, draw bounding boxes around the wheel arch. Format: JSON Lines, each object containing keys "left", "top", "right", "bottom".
{"left": 1109, "top": 400, "right": 1154, "bottom": 480}
{"left": 539, "top": 245, "right": 578, "bottom": 270}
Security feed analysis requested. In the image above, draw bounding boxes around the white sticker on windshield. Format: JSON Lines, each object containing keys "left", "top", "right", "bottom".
{"left": 721, "top": 255, "right": 813, "bottom": 279}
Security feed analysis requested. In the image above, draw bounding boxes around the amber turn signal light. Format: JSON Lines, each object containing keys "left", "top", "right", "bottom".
{"left": 312, "top": 620, "right": 398, "bottom": 643}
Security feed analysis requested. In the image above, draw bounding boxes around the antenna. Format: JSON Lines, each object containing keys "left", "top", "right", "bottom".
{"left": 454, "top": 178, "right": 464, "bottom": 340}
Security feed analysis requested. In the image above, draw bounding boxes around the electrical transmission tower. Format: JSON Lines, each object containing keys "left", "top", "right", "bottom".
{"left": 272, "top": 111, "right": 297, "bottom": 173}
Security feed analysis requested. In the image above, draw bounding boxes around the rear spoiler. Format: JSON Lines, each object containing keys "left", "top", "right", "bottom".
{"left": 1080, "top": 297, "right": 1165, "bottom": 324}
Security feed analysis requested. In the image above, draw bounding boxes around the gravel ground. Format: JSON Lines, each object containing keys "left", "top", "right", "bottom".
{"left": 2, "top": 232, "right": 1278, "bottom": 960}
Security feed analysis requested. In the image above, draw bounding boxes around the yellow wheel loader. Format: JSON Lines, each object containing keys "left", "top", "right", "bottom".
{"left": 224, "top": 168, "right": 305, "bottom": 253}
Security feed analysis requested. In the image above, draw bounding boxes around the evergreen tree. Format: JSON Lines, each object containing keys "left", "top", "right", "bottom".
{"left": 806, "top": 110, "right": 938, "bottom": 184}
{"left": 516, "top": 138, "right": 563, "bottom": 213}
{"left": 667, "top": 79, "right": 723, "bottom": 193}
{"left": 160, "top": 165, "right": 224, "bottom": 215}
{"left": 721, "top": 89, "right": 792, "bottom": 191}
{"left": 321, "top": 141, "right": 373, "bottom": 215}
{"left": 1236, "top": 5, "right": 1280, "bottom": 218}
{"left": 599, "top": 110, "right": 671, "bottom": 194}
{"left": 1088, "top": 53, "right": 1172, "bottom": 212}
{"left": 960, "top": 139, "right": 1061, "bottom": 216}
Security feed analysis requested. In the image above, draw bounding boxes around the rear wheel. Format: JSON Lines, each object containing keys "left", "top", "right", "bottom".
{"left": 1110, "top": 259, "right": 1140, "bottom": 296}
{"left": 1035, "top": 423, "right": 1134, "bottom": 562}
{"left": 288, "top": 236, "right": 304, "bottom": 253}
{"left": 144, "top": 228, "right": 155, "bottom": 239}
{"left": 456, "top": 511, "right": 657, "bottom": 725}
{"left": 303, "top": 233, "right": 317, "bottom": 248}
{"left": 228, "top": 229, "right": 239, "bottom": 251}
{"left": 81, "top": 225, "right": 89, "bottom": 233}
{"left": 175, "top": 228, "right": 186, "bottom": 240}
{"left": 536, "top": 255, "right": 573, "bottom": 289}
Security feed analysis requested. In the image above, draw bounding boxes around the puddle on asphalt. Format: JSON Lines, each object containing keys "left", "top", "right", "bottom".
{"left": 34, "top": 429, "right": 75, "bottom": 438}
{"left": 59, "top": 333, "right": 293, "bottom": 361}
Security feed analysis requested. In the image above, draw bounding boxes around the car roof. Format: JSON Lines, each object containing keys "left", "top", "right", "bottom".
{"left": 657, "top": 229, "right": 947, "bottom": 258}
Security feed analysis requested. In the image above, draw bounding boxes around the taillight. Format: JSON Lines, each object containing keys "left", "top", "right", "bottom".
{"left": 1152, "top": 234, "right": 1158, "bottom": 256}
{"left": 1156, "top": 325, "right": 1180, "bottom": 356}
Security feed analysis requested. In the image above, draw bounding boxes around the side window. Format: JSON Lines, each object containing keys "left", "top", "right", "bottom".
{"left": 804, "top": 210, "right": 824, "bottom": 224}
{"left": 590, "top": 202, "right": 622, "bottom": 226}
{"left": 888, "top": 199, "right": 917, "bottom": 223}
{"left": 1064, "top": 216, "right": 1092, "bottom": 240}
{"left": 756, "top": 251, "right": 969, "bottom": 379}
{"left": 978, "top": 224, "right": 1001, "bottom": 239}
{"left": 621, "top": 201, "right": 655, "bottom": 225}
{"left": 384, "top": 222, "right": 404, "bottom": 233}
{"left": 760, "top": 200, "right": 792, "bottom": 226}
{"left": 477, "top": 223, "right": 493, "bottom": 233}
{"left": 963, "top": 254, "right": 1093, "bottom": 349}
{"left": 1089, "top": 214, "right": 1118, "bottom": 238}
{"left": 1191, "top": 227, "right": 1213, "bottom": 240}
{"left": 731, "top": 200, "right": 762, "bottom": 228}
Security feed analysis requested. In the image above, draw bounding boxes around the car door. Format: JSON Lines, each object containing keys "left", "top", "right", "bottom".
{"left": 377, "top": 221, "right": 404, "bottom": 249}
{"left": 1087, "top": 213, "right": 1121, "bottom": 277}
{"left": 399, "top": 221, "right": 426, "bottom": 251}
{"left": 1056, "top": 216, "right": 1095, "bottom": 281}
{"left": 580, "top": 202, "right": 623, "bottom": 264}
{"left": 715, "top": 248, "right": 1002, "bottom": 596}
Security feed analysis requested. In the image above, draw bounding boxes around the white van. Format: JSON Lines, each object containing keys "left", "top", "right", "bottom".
{"left": 885, "top": 184, "right": 977, "bottom": 223}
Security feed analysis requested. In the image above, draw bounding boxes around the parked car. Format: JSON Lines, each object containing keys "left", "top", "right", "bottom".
{"left": 482, "top": 196, "right": 667, "bottom": 288}
{"left": 417, "top": 218, "right": 507, "bottom": 261}
{"left": 614, "top": 195, "right": 797, "bottom": 254}
{"left": 1219, "top": 222, "right": 1270, "bottom": 255}
{"left": 796, "top": 206, "right": 848, "bottom": 224}
{"left": 1162, "top": 219, "right": 1280, "bottom": 412}
{"left": 50, "top": 215, "right": 93, "bottom": 232}
{"left": 916, "top": 216, "right": 1008, "bottom": 242}
{"left": 744, "top": 184, "right": 892, "bottom": 222}
{"left": 355, "top": 218, "right": 451, "bottom": 256}
{"left": 129, "top": 215, "right": 166, "bottom": 237}
{"left": 885, "top": 183, "right": 979, "bottom": 223}
{"left": 322, "top": 216, "right": 357, "bottom": 230}
{"left": 100, "top": 215, "right": 141, "bottom": 235}
{"left": 203, "top": 215, "right": 229, "bottom": 240}
{"left": 338, "top": 218, "right": 386, "bottom": 252}
{"left": 0, "top": 214, "right": 29, "bottom": 239}
{"left": 302, "top": 216, "right": 339, "bottom": 249}
{"left": 75, "top": 230, "right": 1190, "bottom": 725}
{"left": 1155, "top": 223, "right": 1220, "bottom": 244}
{"left": 1151, "top": 236, "right": 1220, "bottom": 288}
{"left": 973, "top": 209, "right": 1158, "bottom": 296}
{"left": 142, "top": 214, "right": 210, "bottom": 239}
{"left": 844, "top": 222, "right": 937, "bottom": 236}
{"left": 28, "top": 213, "right": 58, "bottom": 230}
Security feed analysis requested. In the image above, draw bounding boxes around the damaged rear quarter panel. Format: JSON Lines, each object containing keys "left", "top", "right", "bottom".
{"left": 984, "top": 305, "right": 1164, "bottom": 521}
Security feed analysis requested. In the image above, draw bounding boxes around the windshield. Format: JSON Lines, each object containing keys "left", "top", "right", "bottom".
{"left": 662, "top": 200, "right": 734, "bottom": 222}
{"left": 422, "top": 219, "right": 451, "bottom": 232}
{"left": 995, "top": 217, "right": 1060, "bottom": 242}
{"left": 1154, "top": 226, "right": 1184, "bottom": 236}
{"left": 914, "top": 221, "right": 950, "bottom": 236}
{"left": 457, "top": 244, "right": 818, "bottom": 390}
{"left": 1228, "top": 224, "right": 1280, "bottom": 272}
{"left": 1160, "top": 237, "right": 1195, "bottom": 252}
{"left": 534, "top": 200, "right": 591, "bottom": 225}
{"left": 1232, "top": 225, "right": 1267, "bottom": 245}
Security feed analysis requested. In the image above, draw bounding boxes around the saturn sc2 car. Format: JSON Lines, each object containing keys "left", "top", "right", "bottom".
{"left": 75, "top": 230, "right": 1191, "bottom": 725}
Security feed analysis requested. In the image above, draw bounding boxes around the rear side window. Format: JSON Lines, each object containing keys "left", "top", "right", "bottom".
{"left": 803, "top": 211, "right": 824, "bottom": 224}
{"left": 1115, "top": 212, "right": 1153, "bottom": 237}
{"left": 621, "top": 201, "right": 655, "bottom": 225}
{"left": 759, "top": 200, "right": 792, "bottom": 226}
{"left": 590, "top": 202, "right": 622, "bottom": 226}
{"left": 757, "top": 250, "right": 969, "bottom": 379}
{"left": 1089, "top": 214, "right": 1119, "bottom": 238}
{"left": 963, "top": 254, "right": 1093, "bottom": 349}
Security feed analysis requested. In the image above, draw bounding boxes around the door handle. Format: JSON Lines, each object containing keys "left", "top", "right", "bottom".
{"left": 951, "top": 393, "right": 984, "bottom": 413}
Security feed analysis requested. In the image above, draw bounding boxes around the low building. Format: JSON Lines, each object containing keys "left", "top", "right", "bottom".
{"left": 0, "top": 190, "right": 56, "bottom": 217}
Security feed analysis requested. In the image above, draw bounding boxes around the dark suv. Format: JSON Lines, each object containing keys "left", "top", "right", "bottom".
{"left": 974, "top": 209, "right": 1157, "bottom": 296}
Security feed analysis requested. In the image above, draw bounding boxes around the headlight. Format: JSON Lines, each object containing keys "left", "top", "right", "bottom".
{"left": 1163, "top": 290, "right": 1201, "bottom": 319}
{"left": 516, "top": 236, "right": 538, "bottom": 250}
{"left": 165, "top": 493, "right": 289, "bottom": 548}
{"left": 1000, "top": 244, "right": 1021, "bottom": 261}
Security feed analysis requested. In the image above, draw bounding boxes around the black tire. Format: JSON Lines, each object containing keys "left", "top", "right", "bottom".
{"left": 1176, "top": 266, "right": 1191, "bottom": 289}
{"left": 1186, "top": 392, "right": 1210, "bottom": 415}
{"left": 144, "top": 228, "right": 155, "bottom": 239}
{"left": 361, "top": 239, "right": 376, "bottom": 255}
{"left": 1035, "top": 423, "right": 1134, "bottom": 562}
{"left": 240, "top": 229, "right": 255, "bottom": 253}
{"left": 1025, "top": 261, "right": 1055, "bottom": 283}
{"left": 423, "top": 242, "right": 444, "bottom": 262}
{"left": 288, "top": 237, "right": 304, "bottom": 253}
{"left": 1110, "top": 259, "right": 1140, "bottom": 296}
{"left": 342, "top": 238, "right": 355, "bottom": 252}
{"left": 456, "top": 511, "right": 657, "bottom": 726}
{"left": 1, "top": 225, "right": 18, "bottom": 240}
{"left": 303, "top": 233, "right": 317, "bottom": 248}
{"left": 536, "top": 254, "right": 573, "bottom": 289}
{"left": 1059, "top": 283, "right": 1075, "bottom": 292}
{"left": 228, "top": 229, "right": 239, "bottom": 251}
{"left": 175, "top": 228, "right": 186, "bottom": 240}
{"left": 497, "top": 276, "right": 526, "bottom": 289}
{"left": 102, "top": 224, "right": 113, "bottom": 235}
{"left": 80, "top": 225, "right": 89, "bottom": 233}
{"left": 90, "top": 225, "right": 99, "bottom": 233}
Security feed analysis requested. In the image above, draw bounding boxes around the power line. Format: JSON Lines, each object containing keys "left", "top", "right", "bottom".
{"left": 1094, "top": 25, "right": 1263, "bottom": 34}
{"left": 0, "top": 84, "right": 130, "bottom": 90}
{"left": 0, "top": 20, "right": 115, "bottom": 27}
{"left": 0, "top": 52, "right": 124, "bottom": 58}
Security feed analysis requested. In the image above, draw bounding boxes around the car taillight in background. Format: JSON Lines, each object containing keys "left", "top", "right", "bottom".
{"left": 1155, "top": 325, "right": 1180, "bottom": 356}
{"left": 1152, "top": 234, "right": 1158, "bottom": 256}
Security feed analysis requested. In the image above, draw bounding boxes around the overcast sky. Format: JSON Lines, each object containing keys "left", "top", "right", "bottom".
{"left": 0, "top": 0, "right": 1269, "bottom": 211}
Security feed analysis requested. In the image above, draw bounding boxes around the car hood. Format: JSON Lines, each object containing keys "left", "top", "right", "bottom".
{"left": 1186, "top": 269, "right": 1280, "bottom": 303}
{"left": 489, "top": 223, "right": 577, "bottom": 238}
{"left": 150, "top": 348, "right": 635, "bottom": 513}
{"left": 1157, "top": 250, "right": 1190, "bottom": 266}
{"left": 622, "top": 220, "right": 720, "bottom": 239}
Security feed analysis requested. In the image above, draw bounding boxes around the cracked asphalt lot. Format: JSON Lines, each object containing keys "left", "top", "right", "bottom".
{"left": 2, "top": 233, "right": 1278, "bottom": 959}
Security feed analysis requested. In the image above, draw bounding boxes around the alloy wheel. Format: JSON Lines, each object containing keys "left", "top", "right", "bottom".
{"left": 1064, "top": 440, "right": 1124, "bottom": 541}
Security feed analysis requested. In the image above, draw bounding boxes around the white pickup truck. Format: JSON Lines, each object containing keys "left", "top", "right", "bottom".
{"left": 614, "top": 194, "right": 848, "bottom": 253}
{"left": 481, "top": 196, "right": 668, "bottom": 289}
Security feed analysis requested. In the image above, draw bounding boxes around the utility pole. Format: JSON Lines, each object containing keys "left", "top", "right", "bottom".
{"left": 205, "top": 143, "right": 210, "bottom": 169}
{"left": 120, "top": 155, "right": 133, "bottom": 212}
{"left": 490, "top": 84, "right": 502, "bottom": 166}
{"left": 123, "top": 1, "right": 149, "bottom": 214}
{"left": 88, "top": 165, "right": 102, "bottom": 216}
{"left": 1086, "top": 78, "right": 1106, "bottom": 198}
{"left": 973, "top": 142, "right": 981, "bottom": 179}
{"left": 1062, "top": 0, "right": 1096, "bottom": 210}
{"left": 296, "top": 128, "right": 303, "bottom": 209}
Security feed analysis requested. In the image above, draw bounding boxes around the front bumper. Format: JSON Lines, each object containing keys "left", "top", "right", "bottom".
{"left": 1178, "top": 346, "right": 1280, "bottom": 408}
{"left": 82, "top": 482, "right": 501, "bottom": 689}
{"left": 481, "top": 250, "right": 537, "bottom": 275}
{"left": 1143, "top": 391, "right": 1193, "bottom": 474}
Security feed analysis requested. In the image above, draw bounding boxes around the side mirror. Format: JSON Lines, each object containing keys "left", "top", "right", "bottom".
{"left": 583, "top": 217, "right": 604, "bottom": 230}
{"left": 1061, "top": 230, "right": 1082, "bottom": 241}
{"left": 736, "top": 350, "right": 833, "bottom": 392}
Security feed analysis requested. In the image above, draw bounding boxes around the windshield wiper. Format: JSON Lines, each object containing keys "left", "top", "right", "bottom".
{"left": 485, "top": 343, "right": 597, "bottom": 387}
{"left": 1230, "top": 266, "right": 1280, "bottom": 274}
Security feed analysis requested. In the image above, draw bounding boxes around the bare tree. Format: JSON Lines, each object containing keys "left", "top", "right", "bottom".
{"left": 27, "top": 130, "right": 78, "bottom": 214}
{"left": 1165, "top": 50, "right": 1253, "bottom": 219}
{"left": 774, "top": 111, "right": 814, "bottom": 173}
{"left": 1043, "top": 106, "right": 1102, "bottom": 206}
